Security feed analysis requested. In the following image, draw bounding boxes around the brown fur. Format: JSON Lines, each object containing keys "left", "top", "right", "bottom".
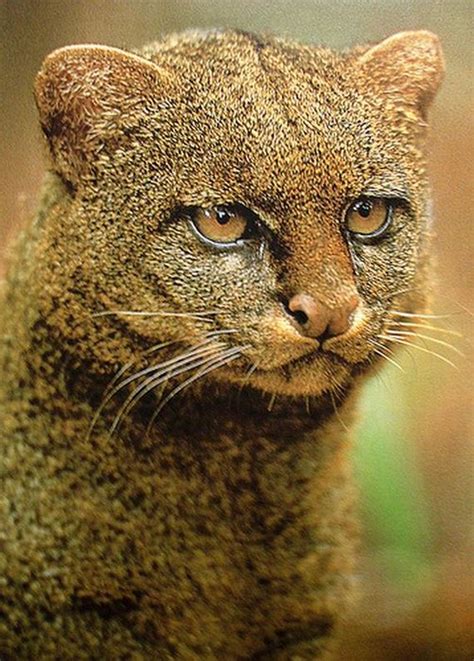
{"left": 0, "top": 29, "right": 443, "bottom": 658}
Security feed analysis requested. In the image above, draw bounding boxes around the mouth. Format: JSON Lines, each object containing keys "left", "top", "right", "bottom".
{"left": 287, "top": 343, "right": 351, "bottom": 370}
{"left": 222, "top": 343, "right": 356, "bottom": 398}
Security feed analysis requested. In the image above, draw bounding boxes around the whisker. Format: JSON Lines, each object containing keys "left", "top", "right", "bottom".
{"left": 370, "top": 360, "right": 393, "bottom": 395}
{"left": 146, "top": 345, "right": 249, "bottom": 433}
{"left": 369, "top": 340, "right": 406, "bottom": 373}
{"left": 379, "top": 286, "right": 421, "bottom": 302}
{"left": 392, "top": 321, "right": 463, "bottom": 337}
{"left": 387, "top": 310, "right": 458, "bottom": 320}
{"left": 373, "top": 348, "right": 405, "bottom": 373}
{"left": 236, "top": 360, "right": 259, "bottom": 404}
{"left": 109, "top": 343, "right": 225, "bottom": 435}
{"left": 240, "top": 362, "right": 258, "bottom": 391}
{"left": 90, "top": 338, "right": 218, "bottom": 435}
{"left": 305, "top": 396, "right": 311, "bottom": 415}
{"left": 333, "top": 380, "right": 350, "bottom": 404}
{"left": 87, "top": 339, "right": 177, "bottom": 438}
{"left": 244, "top": 362, "right": 258, "bottom": 381}
{"left": 267, "top": 392, "right": 277, "bottom": 412}
{"left": 379, "top": 334, "right": 459, "bottom": 370}
{"left": 104, "top": 340, "right": 176, "bottom": 397}
{"left": 329, "top": 388, "right": 349, "bottom": 432}
{"left": 89, "top": 330, "right": 238, "bottom": 438}
{"left": 385, "top": 329, "right": 464, "bottom": 356}
{"left": 115, "top": 338, "right": 218, "bottom": 392}
{"left": 386, "top": 291, "right": 472, "bottom": 316}
{"left": 206, "top": 328, "right": 239, "bottom": 337}
{"left": 91, "top": 309, "right": 220, "bottom": 322}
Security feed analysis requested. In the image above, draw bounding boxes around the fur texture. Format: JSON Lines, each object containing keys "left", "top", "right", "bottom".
{"left": 0, "top": 29, "right": 443, "bottom": 658}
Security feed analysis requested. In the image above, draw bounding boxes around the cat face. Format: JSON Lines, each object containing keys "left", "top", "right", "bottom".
{"left": 35, "top": 30, "right": 443, "bottom": 399}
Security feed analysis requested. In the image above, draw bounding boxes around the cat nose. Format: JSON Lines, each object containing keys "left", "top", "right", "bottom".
{"left": 285, "top": 293, "right": 359, "bottom": 340}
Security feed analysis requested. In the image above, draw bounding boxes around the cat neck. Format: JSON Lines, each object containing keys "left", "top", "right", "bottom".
{"left": 2, "top": 323, "right": 357, "bottom": 449}
{"left": 0, "top": 297, "right": 359, "bottom": 459}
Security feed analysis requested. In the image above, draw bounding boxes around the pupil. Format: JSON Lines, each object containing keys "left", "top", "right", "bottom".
{"left": 357, "top": 200, "right": 372, "bottom": 218}
{"left": 216, "top": 208, "right": 231, "bottom": 225}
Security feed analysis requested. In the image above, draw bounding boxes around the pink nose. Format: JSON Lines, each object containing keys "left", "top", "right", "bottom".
{"left": 286, "top": 293, "right": 359, "bottom": 340}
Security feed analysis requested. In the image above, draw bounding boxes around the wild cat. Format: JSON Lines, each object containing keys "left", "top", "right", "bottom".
{"left": 0, "top": 29, "right": 443, "bottom": 659}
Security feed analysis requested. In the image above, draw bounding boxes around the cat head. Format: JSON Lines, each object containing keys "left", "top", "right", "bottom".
{"left": 34, "top": 29, "right": 444, "bottom": 399}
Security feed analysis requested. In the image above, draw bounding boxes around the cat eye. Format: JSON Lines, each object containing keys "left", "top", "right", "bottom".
{"left": 344, "top": 196, "right": 392, "bottom": 240}
{"left": 188, "top": 205, "right": 256, "bottom": 247}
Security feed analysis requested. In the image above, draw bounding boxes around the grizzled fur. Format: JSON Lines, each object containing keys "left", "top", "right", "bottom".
{"left": 0, "top": 29, "right": 443, "bottom": 658}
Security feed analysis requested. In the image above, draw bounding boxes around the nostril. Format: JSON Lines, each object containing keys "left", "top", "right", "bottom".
{"left": 286, "top": 304, "right": 309, "bottom": 326}
{"left": 285, "top": 295, "right": 313, "bottom": 327}
{"left": 285, "top": 293, "right": 329, "bottom": 339}
{"left": 284, "top": 292, "right": 360, "bottom": 340}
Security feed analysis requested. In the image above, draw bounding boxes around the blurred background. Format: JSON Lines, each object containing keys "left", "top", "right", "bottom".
{"left": 1, "top": 1, "right": 472, "bottom": 658}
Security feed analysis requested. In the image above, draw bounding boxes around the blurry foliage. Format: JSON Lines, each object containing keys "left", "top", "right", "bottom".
{"left": 356, "top": 369, "right": 434, "bottom": 590}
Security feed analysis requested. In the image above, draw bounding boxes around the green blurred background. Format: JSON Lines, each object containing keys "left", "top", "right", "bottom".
{"left": 1, "top": 1, "right": 472, "bottom": 658}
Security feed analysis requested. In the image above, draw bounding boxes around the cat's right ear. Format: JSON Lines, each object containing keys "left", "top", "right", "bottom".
{"left": 35, "top": 45, "right": 171, "bottom": 188}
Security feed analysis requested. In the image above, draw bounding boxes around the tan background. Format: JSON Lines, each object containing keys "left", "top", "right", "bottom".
{"left": 1, "top": 1, "right": 473, "bottom": 658}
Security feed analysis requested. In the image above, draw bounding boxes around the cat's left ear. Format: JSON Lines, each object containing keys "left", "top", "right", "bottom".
{"left": 358, "top": 31, "right": 444, "bottom": 116}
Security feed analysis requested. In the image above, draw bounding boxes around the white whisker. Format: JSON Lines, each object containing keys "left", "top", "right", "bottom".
{"left": 244, "top": 362, "right": 258, "bottom": 381}
{"left": 87, "top": 339, "right": 177, "bottom": 438}
{"left": 379, "top": 334, "right": 458, "bottom": 369}
{"left": 91, "top": 309, "right": 220, "bottom": 322}
{"left": 267, "top": 392, "right": 277, "bottom": 412}
{"left": 92, "top": 339, "right": 218, "bottom": 435}
{"left": 387, "top": 310, "right": 458, "bottom": 320}
{"left": 88, "top": 327, "right": 239, "bottom": 437}
{"left": 329, "top": 388, "right": 348, "bottom": 432}
{"left": 109, "top": 343, "right": 225, "bottom": 435}
{"left": 105, "top": 340, "right": 176, "bottom": 396}
{"left": 370, "top": 339, "right": 406, "bottom": 373}
{"left": 381, "top": 286, "right": 421, "bottom": 301}
{"left": 146, "top": 345, "right": 249, "bottom": 432}
{"left": 393, "top": 321, "right": 463, "bottom": 337}
{"left": 206, "top": 328, "right": 239, "bottom": 337}
{"left": 236, "top": 361, "right": 259, "bottom": 403}
{"left": 385, "top": 329, "right": 464, "bottom": 356}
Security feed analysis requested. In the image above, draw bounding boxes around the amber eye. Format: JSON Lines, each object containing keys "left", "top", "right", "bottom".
{"left": 190, "top": 206, "right": 250, "bottom": 245}
{"left": 345, "top": 197, "right": 392, "bottom": 239}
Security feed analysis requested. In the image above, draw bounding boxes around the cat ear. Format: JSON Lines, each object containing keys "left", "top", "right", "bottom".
{"left": 358, "top": 31, "right": 444, "bottom": 116}
{"left": 35, "top": 45, "right": 170, "bottom": 187}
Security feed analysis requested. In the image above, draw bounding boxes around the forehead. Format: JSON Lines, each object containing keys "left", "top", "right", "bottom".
{"left": 146, "top": 34, "right": 409, "bottom": 217}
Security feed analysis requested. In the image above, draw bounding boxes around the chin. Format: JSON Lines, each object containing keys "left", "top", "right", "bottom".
{"left": 223, "top": 350, "right": 356, "bottom": 398}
